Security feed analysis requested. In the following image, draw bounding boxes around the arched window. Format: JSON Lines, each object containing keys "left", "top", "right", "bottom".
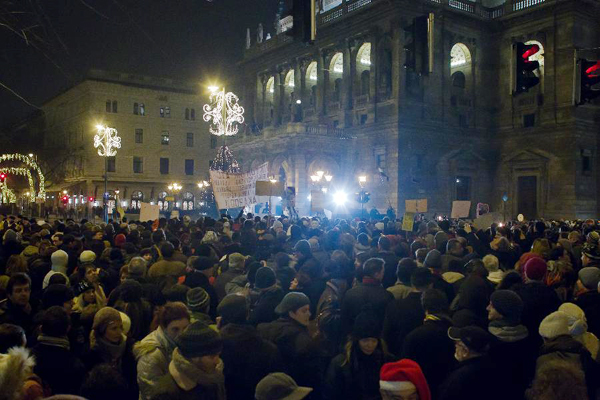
{"left": 185, "top": 108, "right": 190, "bottom": 120}
{"left": 452, "top": 71, "right": 466, "bottom": 89}
{"left": 158, "top": 191, "right": 169, "bottom": 211}
{"left": 182, "top": 192, "right": 194, "bottom": 211}
{"left": 357, "top": 43, "right": 371, "bottom": 66}
{"left": 450, "top": 43, "right": 471, "bottom": 67}
{"left": 305, "top": 62, "right": 318, "bottom": 108}
{"left": 131, "top": 191, "right": 143, "bottom": 210}
{"left": 361, "top": 71, "right": 370, "bottom": 95}
{"left": 285, "top": 70, "right": 295, "bottom": 88}
{"left": 330, "top": 53, "right": 344, "bottom": 74}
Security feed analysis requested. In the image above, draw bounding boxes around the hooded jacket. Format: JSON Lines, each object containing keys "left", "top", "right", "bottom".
{"left": 134, "top": 327, "right": 178, "bottom": 400}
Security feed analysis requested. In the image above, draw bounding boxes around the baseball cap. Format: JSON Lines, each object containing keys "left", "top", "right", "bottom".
{"left": 255, "top": 373, "right": 312, "bottom": 400}
{"left": 448, "top": 326, "right": 491, "bottom": 353}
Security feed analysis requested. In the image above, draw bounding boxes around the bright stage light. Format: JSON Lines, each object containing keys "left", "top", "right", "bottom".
{"left": 333, "top": 191, "right": 347, "bottom": 206}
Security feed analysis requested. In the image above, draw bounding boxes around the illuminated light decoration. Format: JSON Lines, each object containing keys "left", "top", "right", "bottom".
{"left": 0, "top": 153, "right": 46, "bottom": 201}
{"left": 0, "top": 181, "right": 16, "bottom": 204}
{"left": 210, "top": 146, "right": 240, "bottom": 174}
{"left": 203, "top": 89, "right": 245, "bottom": 137}
{"left": 94, "top": 125, "right": 121, "bottom": 156}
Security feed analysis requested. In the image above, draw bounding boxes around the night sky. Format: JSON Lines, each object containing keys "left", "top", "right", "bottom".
{"left": 0, "top": 0, "right": 279, "bottom": 126}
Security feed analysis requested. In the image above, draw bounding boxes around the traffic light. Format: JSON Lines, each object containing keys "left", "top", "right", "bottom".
{"left": 88, "top": 197, "right": 94, "bottom": 202}
{"left": 512, "top": 42, "right": 541, "bottom": 94}
{"left": 0, "top": 173, "right": 5, "bottom": 183}
{"left": 575, "top": 59, "right": 600, "bottom": 105}
{"left": 403, "top": 14, "right": 434, "bottom": 74}
{"left": 61, "top": 195, "right": 69, "bottom": 205}
{"left": 288, "top": 0, "right": 316, "bottom": 44}
{"left": 356, "top": 191, "right": 370, "bottom": 204}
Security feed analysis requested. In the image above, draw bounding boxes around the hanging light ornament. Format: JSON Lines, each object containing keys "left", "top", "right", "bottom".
{"left": 0, "top": 153, "right": 45, "bottom": 201}
{"left": 94, "top": 125, "right": 121, "bottom": 156}
{"left": 203, "top": 89, "right": 245, "bottom": 136}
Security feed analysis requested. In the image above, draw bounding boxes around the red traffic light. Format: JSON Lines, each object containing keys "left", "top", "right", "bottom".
{"left": 88, "top": 197, "right": 94, "bottom": 202}
{"left": 0, "top": 173, "right": 5, "bottom": 182}
{"left": 585, "top": 61, "right": 600, "bottom": 77}
{"left": 521, "top": 44, "right": 540, "bottom": 60}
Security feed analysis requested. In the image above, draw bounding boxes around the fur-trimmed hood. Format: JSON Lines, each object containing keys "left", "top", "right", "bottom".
{"left": 0, "top": 347, "right": 35, "bottom": 400}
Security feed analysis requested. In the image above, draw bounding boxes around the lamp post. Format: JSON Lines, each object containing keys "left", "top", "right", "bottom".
{"left": 269, "top": 177, "right": 278, "bottom": 216}
{"left": 94, "top": 125, "right": 121, "bottom": 222}
{"left": 358, "top": 175, "right": 369, "bottom": 218}
{"left": 168, "top": 183, "right": 182, "bottom": 210}
{"left": 309, "top": 171, "right": 333, "bottom": 215}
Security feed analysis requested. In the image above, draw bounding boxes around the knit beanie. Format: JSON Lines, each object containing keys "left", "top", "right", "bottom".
{"left": 114, "top": 234, "right": 127, "bottom": 248}
{"left": 42, "top": 284, "right": 74, "bottom": 309}
{"left": 187, "top": 287, "right": 210, "bottom": 312}
{"left": 523, "top": 257, "right": 547, "bottom": 281}
{"left": 559, "top": 303, "right": 589, "bottom": 337}
{"left": 578, "top": 267, "right": 600, "bottom": 290}
{"left": 424, "top": 250, "right": 442, "bottom": 270}
{"left": 217, "top": 294, "right": 248, "bottom": 325}
{"left": 255, "top": 267, "right": 276, "bottom": 290}
{"left": 79, "top": 250, "right": 97, "bottom": 263}
{"left": 176, "top": 321, "right": 223, "bottom": 358}
{"left": 380, "top": 359, "right": 431, "bottom": 400}
{"left": 51, "top": 250, "right": 69, "bottom": 269}
{"left": 272, "top": 220, "right": 283, "bottom": 231}
{"left": 352, "top": 311, "right": 381, "bottom": 339}
{"left": 275, "top": 292, "right": 310, "bottom": 315}
{"left": 539, "top": 311, "right": 571, "bottom": 339}
{"left": 229, "top": 253, "right": 246, "bottom": 270}
{"left": 490, "top": 290, "right": 524, "bottom": 324}
{"left": 193, "top": 256, "right": 216, "bottom": 271}
{"left": 92, "top": 307, "right": 122, "bottom": 335}
{"left": 127, "top": 262, "right": 146, "bottom": 279}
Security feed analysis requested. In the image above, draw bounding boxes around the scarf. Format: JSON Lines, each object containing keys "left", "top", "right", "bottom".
{"left": 94, "top": 335, "right": 127, "bottom": 366}
{"left": 488, "top": 319, "right": 529, "bottom": 342}
{"left": 169, "top": 348, "right": 226, "bottom": 400}
{"left": 37, "top": 335, "right": 70, "bottom": 351}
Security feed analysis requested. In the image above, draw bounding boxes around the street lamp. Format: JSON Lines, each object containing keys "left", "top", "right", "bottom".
{"left": 168, "top": 183, "right": 182, "bottom": 209}
{"left": 357, "top": 175, "right": 370, "bottom": 218}
{"left": 309, "top": 171, "right": 333, "bottom": 215}
{"left": 94, "top": 124, "right": 121, "bottom": 222}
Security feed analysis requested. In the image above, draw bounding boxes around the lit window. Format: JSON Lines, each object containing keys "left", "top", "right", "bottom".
{"left": 286, "top": 70, "right": 295, "bottom": 87}
{"left": 161, "top": 132, "right": 169, "bottom": 145}
{"left": 331, "top": 53, "right": 344, "bottom": 73}
{"left": 139, "top": 103, "right": 145, "bottom": 116}
{"left": 165, "top": 107, "right": 171, "bottom": 118}
{"left": 450, "top": 43, "right": 471, "bottom": 68}
{"left": 358, "top": 43, "right": 371, "bottom": 66}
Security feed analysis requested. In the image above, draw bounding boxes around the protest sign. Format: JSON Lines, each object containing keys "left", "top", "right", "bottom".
{"left": 210, "top": 163, "right": 269, "bottom": 209}
{"left": 451, "top": 201, "right": 471, "bottom": 219}
{"left": 402, "top": 212, "right": 415, "bottom": 231}
{"left": 405, "top": 199, "right": 428, "bottom": 213}
{"left": 139, "top": 202, "right": 160, "bottom": 222}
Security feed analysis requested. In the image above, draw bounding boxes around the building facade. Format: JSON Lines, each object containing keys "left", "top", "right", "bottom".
{"left": 27, "top": 70, "right": 216, "bottom": 217}
{"left": 231, "top": 0, "right": 600, "bottom": 219}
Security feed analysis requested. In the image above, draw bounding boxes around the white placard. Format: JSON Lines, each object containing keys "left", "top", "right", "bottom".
{"left": 210, "top": 163, "right": 269, "bottom": 209}
{"left": 451, "top": 201, "right": 471, "bottom": 219}
{"left": 139, "top": 202, "right": 160, "bottom": 222}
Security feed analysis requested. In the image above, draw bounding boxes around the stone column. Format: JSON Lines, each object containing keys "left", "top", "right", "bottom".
{"left": 292, "top": 153, "right": 308, "bottom": 216}
{"left": 391, "top": 25, "right": 401, "bottom": 102}
{"left": 317, "top": 50, "right": 326, "bottom": 116}
{"left": 273, "top": 70, "right": 283, "bottom": 126}
{"left": 369, "top": 29, "right": 378, "bottom": 104}
{"left": 342, "top": 40, "right": 354, "bottom": 112}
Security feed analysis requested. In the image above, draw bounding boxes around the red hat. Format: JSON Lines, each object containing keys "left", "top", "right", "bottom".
{"left": 380, "top": 359, "right": 431, "bottom": 400}
{"left": 524, "top": 257, "right": 547, "bottom": 281}
{"left": 114, "top": 233, "right": 127, "bottom": 248}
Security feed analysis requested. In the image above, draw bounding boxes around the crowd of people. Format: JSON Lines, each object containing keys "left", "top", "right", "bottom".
{"left": 0, "top": 212, "right": 599, "bottom": 400}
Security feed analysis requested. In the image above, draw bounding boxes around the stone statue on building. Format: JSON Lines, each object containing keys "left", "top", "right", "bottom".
{"left": 257, "top": 23, "right": 264, "bottom": 43}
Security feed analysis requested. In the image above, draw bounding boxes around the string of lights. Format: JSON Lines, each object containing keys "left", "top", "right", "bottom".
{"left": 210, "top": 145, "right": 241, "bottom": 174}
{"left": 0, "top": 153, "right": 45, "bottom": 201}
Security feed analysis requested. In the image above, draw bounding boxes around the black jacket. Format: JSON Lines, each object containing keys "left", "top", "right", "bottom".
{"left": 257, "top": 317, "right": 322, "bottom": 390}
{"left": 341, "top": 280, "right": 393, "bottom": 337}
{"left": 220, "top": 323, "right": 283, "bottom": 399}
{"left": 576, "top": 291, "right": 600, "bottom": 338}
{"left": 249, "top": 287, "right": 285, "bottom": 325}
{"left": 375, "top": 251, "right": 400, "bottom": 289}
{"left": 402, "top": 317, "right": 456, "bottom": 399}
{"left": 515, "top": 281, "right": 561, "bottom": 342}
{"left": 383, "top": 291, "right": 424, "bottom": 356}
{"left": 439, "top": 356, "right": 507, "bottom": 400}
{"left": 33, "top": 340, "right": 87, "bottom": 396}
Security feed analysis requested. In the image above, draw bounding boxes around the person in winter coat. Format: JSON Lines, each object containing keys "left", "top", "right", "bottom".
{"left": 84, "top": 306, "right": 138, "bottom": 399}
{"left": 218, "top": 294, "right": 282, "bottom": 399}
{"left": 388, "top": 258, "right": 418, "bottom": 300}
{"left": 574, "top": 267, "right": 600, "bottom": 338}
{"left": 536, "top": 311, "right": 599, "bottom": 400}
{"left": 186, "top": 287, "right": 213, "bottom": 324}
{"left": 374, "top": 236, "right": 400, "bottom": 289}
{"left": 526, "top": 359, "right": 590, "bottom": 400}
{"left": 325, "top": 312, "right": 395, "bottom": 400}
{"left": 150, "top": 321, "right": 225, "bottom": 400}
{"left": 147, "top": 243, "right": 186, "bottom": 289}
{"left": 402, "top": 289, "right": 455, "bottom": 399}
{"left": 514, "top": 257, "right": 561, "bottom": 345}
{"left": 32, "top": 306, "right": 86, "bottom": 396}
{"left": 384, "top": 268, "right": 432, "bottom": 356}
{"left": 257, "top": 292, "right": 322, "bottom": 394}
{"left": 214, "top": 252, "right": 246, "bottom": 301}
{"left": 559, "top": 302, "right": 600, "bottom": 361}
{"left": 0, "top": 273, "right": 39, "bottom": 340}
{"left": 134, "top": 302, "right": 191, "bottom": 400}
{"left": 486, "top": 290, "right": 537, "bottom": 399}
{"left": 249, "top": 267, "right": 284, "bottom": 325}
{"left": 440, "top": 326, "right": 506, "bottom": 400}
{"left": 341, "top": 258, "right": 393, "bottom": 337}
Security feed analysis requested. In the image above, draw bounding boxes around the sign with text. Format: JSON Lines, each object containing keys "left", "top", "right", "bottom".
{"left": 451, "top": 201, "right": 471, "bottom": 219}
{"left": 139, "top": 202, "right": 160, "bottom": 222}
{"left": 472, "top": 212, "right": 502, "bottom": 231}
{"left": 255, "top": 181, "right": 285, "bottom": 197}
{"left": 405, "top": 199, "right": 428, "bottom": 213}
{"left": 210, "top": 163, "right": 269, "bottom": 209}
{"left": 402, "top": 212, "right": 415, "bottom": 232}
